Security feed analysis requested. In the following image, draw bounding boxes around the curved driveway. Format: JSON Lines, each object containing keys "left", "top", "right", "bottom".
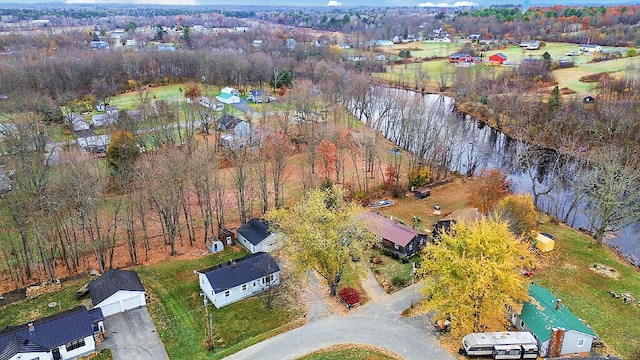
{"left": 223, "top": 271, "right": 455, "bottom": 360}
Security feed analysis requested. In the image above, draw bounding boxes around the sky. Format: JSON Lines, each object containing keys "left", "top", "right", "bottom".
{"left": 0, "top": 0, "right": 636, "bottom": 7}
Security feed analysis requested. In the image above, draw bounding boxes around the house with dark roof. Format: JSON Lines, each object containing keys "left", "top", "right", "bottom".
{"left": 0, "top": 306, "right": 103, "bottom": 360}
{"left": 509, "top": 284, "right": 596, "bottom": 358}
{"left": 197, "top": 252, "right": 280, "bottom": 308}
{"left": 433, "top": 208, "right": 482, "bottom": 238}
{"left": 358, "top": 211, "right": 428, "bottom": 257}
{"left": 236, "top": 218, "right": 283, "bottom": 254}
{"left": 89, "top": 269, "right": 146, "bottom": 317}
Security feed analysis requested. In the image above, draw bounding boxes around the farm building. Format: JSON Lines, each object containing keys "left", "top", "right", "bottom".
{"left": 489, "top": 52, "right": 507, "bottom": 65}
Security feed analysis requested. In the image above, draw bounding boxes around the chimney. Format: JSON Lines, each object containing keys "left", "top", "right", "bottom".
{"left": 232, "top": 261, "right": 237, "bottom": 268}
{"left": 28, "top": 323, "right": 35, "bottom": 337}
{"left": 556, "top": 299, "right": 562, "bottom": 310}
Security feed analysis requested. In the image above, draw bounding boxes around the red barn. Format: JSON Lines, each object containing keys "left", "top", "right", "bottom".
{"left": 489, "top": 52, "right": 507, "bottom": 65}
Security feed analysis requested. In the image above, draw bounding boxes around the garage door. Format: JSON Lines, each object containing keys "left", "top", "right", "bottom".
{"left": 100, "top": 301, "right": 122, "bottom": 317}
{"left": 122, "top": 295, "right": 143, "bottom": 311}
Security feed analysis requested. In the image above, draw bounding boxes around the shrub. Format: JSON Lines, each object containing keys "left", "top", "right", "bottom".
{"left": 338, "top": 287, "right": 361, "bottom": 306}
{"left": 391, "top": 275, "right": 408, "bottom": 288}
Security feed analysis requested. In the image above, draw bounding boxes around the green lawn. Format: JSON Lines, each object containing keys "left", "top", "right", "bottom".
{"left": 297, "top": 345, "right": 401, "bottom": 360}
{"left": 534, "top": 216, "right": 640, "bottom": 358}
{"left": 108, "top": 84, "right": 189, "bottom": 110}
{"left": 136, "top": 249, "right": 303, "bottom": 360}
{"left": 370, "top": 251, "right": 415, "bottom": 293}
{"left": 0, "top": 277, "right": 91, "bottom": 329}
{"left": 552, "top": 56, "right": 640, "bottom": 93}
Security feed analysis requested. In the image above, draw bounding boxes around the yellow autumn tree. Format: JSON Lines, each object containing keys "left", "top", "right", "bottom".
{"left": 266, "top": 186, "right": 375, "bottom": 296}
{"left": 496, "top": 194, "right": 539, "bottom": 242}
{"left": 418, "top": 217, "right": 533, "bottom": 335}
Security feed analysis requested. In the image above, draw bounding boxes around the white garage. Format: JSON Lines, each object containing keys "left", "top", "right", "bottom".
{"left": 89, "top": 269, "right": 146, "bottom": 317}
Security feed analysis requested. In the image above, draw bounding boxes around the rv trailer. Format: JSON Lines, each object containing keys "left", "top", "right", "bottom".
{"left": 460, "top": 331, "right": 538, "bottom": 359}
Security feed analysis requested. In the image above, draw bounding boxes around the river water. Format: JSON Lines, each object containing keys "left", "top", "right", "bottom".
{"left": 356, "top": 89, "right": 640, "bottom": 263}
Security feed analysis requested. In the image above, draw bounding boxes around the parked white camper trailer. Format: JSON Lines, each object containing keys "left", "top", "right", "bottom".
{"left": 460, "top": 331, "right": 538, "bottom": 359}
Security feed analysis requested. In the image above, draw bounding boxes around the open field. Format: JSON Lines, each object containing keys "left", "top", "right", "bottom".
{"left": 372, "top": 41, "right": 637, "bottom": 94}
{"left": 553, "top": 56, "right": 640, "bottom": 94}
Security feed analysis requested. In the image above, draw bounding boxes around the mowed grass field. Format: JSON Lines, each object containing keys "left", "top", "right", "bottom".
{"left": 535, "top": 215, "right": 640, "bottom": 359}
{"left": 373, "top": 40, "right": 636, "bottom": 93}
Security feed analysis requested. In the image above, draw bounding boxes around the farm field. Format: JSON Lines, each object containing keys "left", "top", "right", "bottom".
{"left": 372, "top": 40, "right": 636, "bottom": 94}
{"left": 553, "top": 56, "right": 640, "bottom": 94}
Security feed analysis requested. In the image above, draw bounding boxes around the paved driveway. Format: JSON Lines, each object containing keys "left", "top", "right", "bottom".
{"left": 224, "top": 271, "right": 455, "bottom": 360}
{"left": 98, "top": 307, "right": 169, "bottom": 360}
{"left": 230, "top": 98, "right": 257, "bottom": 115}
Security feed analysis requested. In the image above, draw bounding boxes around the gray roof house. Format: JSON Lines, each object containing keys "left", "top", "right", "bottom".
{"left": 197, "top": 252, "right": 280, "bottom": 308}
{"left": 89, "top": 269, "right": 146, "bottom": 317}
{"left": 236, "top": 218, "right": 283, "bottom": 254}
{"left": 0, "top": 306, "right": 104, "bottom": 360}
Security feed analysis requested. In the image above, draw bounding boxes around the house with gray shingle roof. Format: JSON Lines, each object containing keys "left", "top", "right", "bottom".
{"left": 0, "top": 306, "right": 103, "bottom": 360}
{"left": 89, "top": 269, "right": 146, "bottom": 317}
{"left": 236, "top": 218, "right": 283, "bottom": 254}
{"left": 509, "top": 284, "right": 596, "bottom": 358}
{"left": 197, "top": 252, "right": 280, "bottom": 308}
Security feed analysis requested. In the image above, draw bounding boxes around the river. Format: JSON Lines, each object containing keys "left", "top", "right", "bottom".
{"left": 355, "top": 88, "right": 640, "bottom": 264}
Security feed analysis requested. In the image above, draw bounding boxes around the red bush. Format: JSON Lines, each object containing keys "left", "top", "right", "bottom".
{"left": 338, "top": 287, "right": 361, "bottom": 306}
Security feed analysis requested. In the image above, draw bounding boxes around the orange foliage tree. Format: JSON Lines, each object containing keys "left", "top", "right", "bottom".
{"left": 317, "top": 139, "right": 337, "bottom": 179}
{"left": 468, "top": 169, "right": 512, "bottom": 215}
{"left": 184, "top": 83, "right": 201, "bottom": 102}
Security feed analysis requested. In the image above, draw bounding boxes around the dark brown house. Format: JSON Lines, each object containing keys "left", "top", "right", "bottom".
{"left": 359, "top": 211, "right": 428, "bottom": 257}
{"left": 433, "top": 208, "right": 482, "bottom": 238}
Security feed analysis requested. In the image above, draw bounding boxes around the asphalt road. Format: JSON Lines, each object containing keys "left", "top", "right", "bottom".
{"left": 98, "top": 307, "right": 169, "bottom": 360}
{"left": 223, "top": 271, "right": 455, "bottom": 360}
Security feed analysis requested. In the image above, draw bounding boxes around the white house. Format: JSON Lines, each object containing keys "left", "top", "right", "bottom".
{"left": 508, "top": 284, "right": 596, "bottom": 358}
{"left": 198, "top": 252, "right": 280, "bottom": 308}
{"left": 216, "top": 92, "right": 240, "bottom": 104}
{"left": 579, "top": 44, "right": 602, "bottom": 53}
{"left": 236, "top": 218, "right": 283, "bottom": 254}
{"left": 0, "top": 306, "right": 104, "bottom": 360}
{"left": 220, "top": 87, "right": 240, "bottom": 96}
{"left": 89, "top": 269, "right": 146, "bottom": 317}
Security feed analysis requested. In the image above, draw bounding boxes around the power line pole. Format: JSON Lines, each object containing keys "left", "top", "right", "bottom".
{"left": 410, "top": 262, "right": 416, "bottom": 308}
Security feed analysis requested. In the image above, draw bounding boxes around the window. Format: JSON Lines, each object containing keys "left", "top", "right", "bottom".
{"left": 577, "top": 339, "right": 585, "bottom": 346}
{"left": 394, "top": 243, "right": 400, "bottom": 250}
{"left": 242, "top": 284, "right": 247, "bottom": 291}
{"left": 270, "top": 274, "right": 274, "bottom": 281}
{"left": 408, "top": 243, "right": 413, "bottom": 251}
{"left": 253, "top": 282, "right": 256, "bottom": 287}
{"left": 224, "top": 290, "right": 230, "bottom": 297}
{"left": 520, "top": 320, "right": 525, "bottom": 328}
{"left": 66, "top": 338, "right": 86, "bottom": 351}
